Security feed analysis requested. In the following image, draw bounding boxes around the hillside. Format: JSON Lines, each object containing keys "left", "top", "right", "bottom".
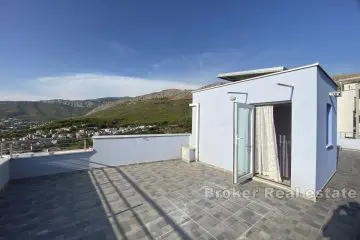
{"left": 86, "top": 89, "right": 192, "bottom": 115}
{"left": 0, "top": 101, "right": 92, "bottom": 120}
{"left": 86, "top": 98, "right": 192, "bottom": 125}
{"left": 0, "top": 97, "right": 122, "bottom": 120}
{"left": 35, "top": 91, "right": 192, "bottom": 134}
{"left": 85, "top": 89, "right": 192, "bottom": 130}
{"left": 41, "top": 97, "right": 129, "bottom": 108}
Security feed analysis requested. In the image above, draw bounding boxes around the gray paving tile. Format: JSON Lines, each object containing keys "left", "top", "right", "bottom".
{"left": 145, "top": 216, "right": 174, "bottom": 239}
{"left": 217, "top": 199, "right": 242, "bottom": 212}
{"left": 196, "top": 212, "right": 222, "bottom": 229}
{"left": 206, "top": 222, "right": 240, "bottom": 240}
{"left": 194, "top": 198, "right": 216, "bottom": 210}
{"left": 233, "top": 207, "right": 263, "bottom": 225}
{"left": 223, "top": 215, "right": 252, "bottom": 233}
{"left": 207, "top": 205, "right": 233, "bottom": 221}
{"left": 160, "top": 220, "right": 215, "bottom": 240}
{"left": 1, "top": 149, "right": 360, "bottom": 239}
{"left": 246, "top": 201, "right": 270, "bottom": 215}
{"left": 242, "top": 226, "right": 272, "bottom": 240}
{"left": 167, "top": 210, "right": 191, "bottom": 226}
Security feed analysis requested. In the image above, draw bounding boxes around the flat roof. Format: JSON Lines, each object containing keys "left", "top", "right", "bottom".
{"left": 217, "top": 66, "right": 288, "bottom": 81}
{"left": 194, "top": 63, "right": 338, "bottom": 93}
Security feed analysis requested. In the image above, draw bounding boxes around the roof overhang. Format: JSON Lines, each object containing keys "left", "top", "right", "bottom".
{"left": 217, "top": 66, "right": 288, "bottom": 82}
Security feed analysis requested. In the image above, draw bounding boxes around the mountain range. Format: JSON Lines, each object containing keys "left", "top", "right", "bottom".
{"left": 0, "top": 73, "right": 356, "bottom": 122}
{"left": 41, "top": 97, "right": 130, "bottom": 108}
{"left": 0, "top": 101, "right": 91, "bottom": 120}
{"left": 0, "top": 89, "right": 195, "bottom": 121}
{"left": 0, "top": 97, "right": 127, "bottom": 121}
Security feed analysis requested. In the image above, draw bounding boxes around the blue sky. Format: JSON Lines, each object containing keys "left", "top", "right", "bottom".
{"left": 0, "top": 0, "right": 360, "bottom": 100}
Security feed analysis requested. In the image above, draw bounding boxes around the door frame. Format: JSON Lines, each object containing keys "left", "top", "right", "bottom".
{"left": 233, "top": 102, "right": 255, "bottom": 184}
{"left": 252, "top": 102, "right": 293, "bottom": 186}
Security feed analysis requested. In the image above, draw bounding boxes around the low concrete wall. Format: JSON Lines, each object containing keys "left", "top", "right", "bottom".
{"left": 91, "top": 134, "right": 190, "bottom": 166}
{"left": 5, "top": 134, "right": 190, "bottom": 180}
{"left": 337, "top": 133, "right": 360, "bottom": 150}
{"left": 0, "top": 157, "right": 10, "bottom": 191}
{"left": 10, "top": 150, "right": 94, "bottom": 180}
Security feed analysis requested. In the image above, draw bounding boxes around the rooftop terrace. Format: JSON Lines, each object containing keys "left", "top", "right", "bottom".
{"left": 0, "top": 148, "right": 360, "bottom": 239}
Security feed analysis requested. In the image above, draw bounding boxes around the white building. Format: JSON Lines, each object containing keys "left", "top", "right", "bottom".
{"left": 336, "top": 76, "right": 360, "bottom": 138}
{"left": 189, "top": 63, "right": 338, "bottom": 201}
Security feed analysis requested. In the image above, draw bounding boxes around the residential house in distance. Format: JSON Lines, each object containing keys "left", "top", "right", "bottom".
{"left": 189, "top": 63, "right": 338, "bottom": 201}
{"left": 335, "top": 75, "right": 360, "bottom": 138}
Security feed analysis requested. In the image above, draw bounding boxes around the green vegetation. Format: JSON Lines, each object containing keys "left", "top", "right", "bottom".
{"left": 87, "top": 98, "right": 192, "bottom": 125}
{"left": 0, "top": 128, "right": 37, "bottom": 139}
{"left": 0, "top": 98, "right": 192, "bottom": 139}
{"left": 24, "top": 97, "right": 192, "bottom": 135}
{"left": 0, "top": 89, "right": 194, "bottom": 138}
{"left": 43, "top": 98, "right": 192, "bottom": 132}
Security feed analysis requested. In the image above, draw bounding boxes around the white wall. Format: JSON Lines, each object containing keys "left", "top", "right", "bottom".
{"left": 0, "top": 157, "right": 10, "bottom": 191}
{"left": 6, "top": 134, "right": 189, "bottom": 180}
{"left": 10, "top": 151, "right": 93, "bottom": 179}
{"left": 316, "top": 70, "right": 338, "bottom": 192}
{"left": 91, "top": 134, "right": 190, "bottom": 166}
{"left": 189, "top": 106, "right": 197, "bottom": 147}
{"left": 191, "top": 66, "right": 319, "bottom": 195}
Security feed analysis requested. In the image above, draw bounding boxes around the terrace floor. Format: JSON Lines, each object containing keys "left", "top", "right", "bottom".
{"left": 1, "top": 150, "right": 360, "bottom": 240}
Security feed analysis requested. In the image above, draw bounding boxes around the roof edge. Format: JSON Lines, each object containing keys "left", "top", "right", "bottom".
{"left": 217, "top": 66, "right": 287, "bottom": 80}
{"left": 193, "top": 63, "right": 336, "bottom": 93}
{"left": 316, "top": 65, "right": 338, "bottom": 88}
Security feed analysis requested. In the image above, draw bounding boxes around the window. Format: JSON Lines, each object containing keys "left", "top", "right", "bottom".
{"left": 326, "top": 103, "right": 333, "bottom": 148}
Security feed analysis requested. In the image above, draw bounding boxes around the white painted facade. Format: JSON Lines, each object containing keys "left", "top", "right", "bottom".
{"left": 189, "top": 64, "right": 337, "bottom": 199}
{"left": 316, "top": 70, "right": 338, "bottom": 193}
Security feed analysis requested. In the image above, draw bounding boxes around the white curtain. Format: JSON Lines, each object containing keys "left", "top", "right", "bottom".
{"left": 255, "top": 106, "right": 282, "bottom": 182}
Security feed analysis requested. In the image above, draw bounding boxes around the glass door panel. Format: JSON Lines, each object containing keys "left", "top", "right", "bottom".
{"left": 234, "top": 103, "right": 254, "bottom": 183}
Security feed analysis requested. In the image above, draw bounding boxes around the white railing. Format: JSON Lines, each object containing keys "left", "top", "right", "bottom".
{"left": 0, "top": 138, "right": 93, "bottom": 157}
{"left": 2, "top": 133, "right": 190, "bottom": 181}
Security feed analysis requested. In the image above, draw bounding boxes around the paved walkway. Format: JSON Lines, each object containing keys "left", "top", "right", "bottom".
{"left": 1, "top": 150, "right": 360, "bottom": 239}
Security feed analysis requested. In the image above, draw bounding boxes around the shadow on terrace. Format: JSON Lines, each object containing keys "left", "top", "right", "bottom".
{"left": 320, "top": 149, "right": 360, "bottom": 240}
{"left": 0, "top": 158, "right": 194, "bottom": 240}
{"left": 2, "top": 145, "right": 360, "bottom": 239}
{"left": 322, "top": 202, "right": 360, "bottom": 239}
